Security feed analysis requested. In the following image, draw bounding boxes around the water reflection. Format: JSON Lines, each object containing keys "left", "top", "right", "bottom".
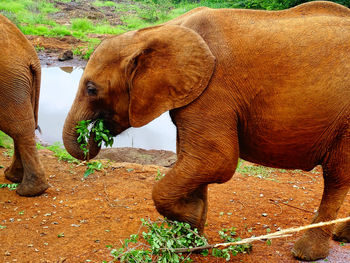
{"left": 39, "top": 67, "right": 176, "bottom": 152}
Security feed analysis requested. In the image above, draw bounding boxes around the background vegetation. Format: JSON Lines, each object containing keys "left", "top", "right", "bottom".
{"left": 0, "top": 0, "right": 348, "bottom": 58}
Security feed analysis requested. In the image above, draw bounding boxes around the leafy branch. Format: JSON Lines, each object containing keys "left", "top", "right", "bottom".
{"left": 107, "top": 218, "right": 251, "bottom": 263}
{"left": 76, "top": 119, "right": 114, "bottom": 160}
{"left": 0, "top": 183, "right": 19, "bottom": 191}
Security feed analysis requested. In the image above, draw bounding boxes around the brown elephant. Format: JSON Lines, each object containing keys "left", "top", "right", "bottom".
{"left": 0, "top": 15, "right": 49, "bottom": 196}
{"left": 63, "top": 1, "right": 350, "bottom": 260}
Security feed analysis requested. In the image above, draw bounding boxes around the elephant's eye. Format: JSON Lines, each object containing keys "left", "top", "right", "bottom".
{"left": 86, "top": 82, "right": 97, "bottom": 96}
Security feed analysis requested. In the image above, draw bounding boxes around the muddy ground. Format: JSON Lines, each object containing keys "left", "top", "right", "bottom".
{"left": 1, "top": 148, "right": 349, "bottom": 263}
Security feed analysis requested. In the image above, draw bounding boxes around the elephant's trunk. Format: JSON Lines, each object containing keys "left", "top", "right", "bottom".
{"left": 62, "top": 104, "right": 101, "bottom": 161}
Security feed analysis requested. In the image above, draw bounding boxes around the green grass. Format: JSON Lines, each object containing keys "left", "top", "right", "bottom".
{"left": 37, "top": 142, "right": 79, "bottom": 164}
{"left": 2, "top": 1, "right": 348, "bottom": 59}
{"left": 71, "top": 18, "right": 94, "bottom": 32}
{"left": 236, "top": 161, "right": 286, "bottom": 182}
{"left": 0, "top": 131, "right": 13, "bottom": 149}
{"left": 93, "top": 0, "right": 117, "bottom": 7}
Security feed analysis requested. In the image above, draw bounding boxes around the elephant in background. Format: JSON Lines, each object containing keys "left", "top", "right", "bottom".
{"left": 63, "top": 1, "right": 350, "bottom": 261}
{"left": 0, "top": 14, "right": 49, "bottom": 196}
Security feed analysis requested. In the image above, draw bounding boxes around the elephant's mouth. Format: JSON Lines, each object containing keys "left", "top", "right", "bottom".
{"left": 95, "top": 111, "right": 127, "bottom": 137}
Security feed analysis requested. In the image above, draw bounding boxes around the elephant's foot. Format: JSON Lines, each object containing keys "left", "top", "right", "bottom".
{"left": 156, "top": 197, "right": 207, "bottom": 232}
{"left": 153, "top": 185, "right": 208, "bottom": 233}
{"left": 4, "top": 166, "right": 23, "bottom": 183}
{"left": 16, "top": 176, "right": 49, "bottom": 197}
{"left": 333, "top": 222, "right": 350, "bottom": 243}
{"left": 292, "top": 228, "right": 330, "bottom": 261}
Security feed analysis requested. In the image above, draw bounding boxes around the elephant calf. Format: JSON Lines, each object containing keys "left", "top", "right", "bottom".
{"left": 63, "top": 1, "right": 350, "bottom": 261}
{"left": 0, "top": 15, "right": 49, "bottom": 196}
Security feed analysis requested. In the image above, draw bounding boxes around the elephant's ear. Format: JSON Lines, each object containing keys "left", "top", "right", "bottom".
{"left": 127, "top": 25, "right": 215, "bottom": 127}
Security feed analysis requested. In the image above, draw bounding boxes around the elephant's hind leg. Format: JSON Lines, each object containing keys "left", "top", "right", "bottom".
{"left": 292, "top": 130, "right": 350, "bottom": 261}
{"left": 6, "top": 114, "right": 50, "bottom": 196}
{"left": 15, "top": 133, "right": 49, "bottom": 196}
{"left": 4, "top": 143, "right": 24, "bottom": 183}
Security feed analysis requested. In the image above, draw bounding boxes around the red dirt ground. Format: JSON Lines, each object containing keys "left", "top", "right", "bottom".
{"left": 1, "top": 148, "right": 349, "bottom": 262}
{"left": 2, "top": 1, "right": 349, "bottom": 262}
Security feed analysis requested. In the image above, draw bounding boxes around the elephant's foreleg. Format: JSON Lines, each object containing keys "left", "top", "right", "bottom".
{"left": 152, "top": 125, "right": 239, "bottom": 232}
{"left": 333, "top": 218, "right": 350, "bottom": 242}
{"left": 4, "top": 143, "right": 24, "bottom": 183}
{"left": 152, "top": 166, "right": 210, "bottom": 232}
{"left": 14, "top": 134, "right": 49, "bottom": 196}
{"left": 292, "top": 131, "right": 350, "bottom": 261}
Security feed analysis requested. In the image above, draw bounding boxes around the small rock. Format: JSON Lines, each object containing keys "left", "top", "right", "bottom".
{"left": 5, "top": 251, "right": 11, "bottom": 256}
{"left": 71, "top": 224, "right": 80, "bottom": 227}
{"left": 262, "top": 213, "right": 268, "bottom": 217}
{"left": 58, "top": 50, "right": 73, "bottom": 61}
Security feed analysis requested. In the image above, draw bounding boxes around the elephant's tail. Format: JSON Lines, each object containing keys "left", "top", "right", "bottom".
{"left": 30, "top": 61, "right": 41, "bottom": 132}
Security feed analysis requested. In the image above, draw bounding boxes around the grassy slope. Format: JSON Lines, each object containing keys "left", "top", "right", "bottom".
{"left": 0, "top": 0, "right": 348, "bottom": 58}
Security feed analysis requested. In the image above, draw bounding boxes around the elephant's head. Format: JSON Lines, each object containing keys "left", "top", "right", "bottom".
{"left": 63, "top": 25, "right": 215, "bottom": 160}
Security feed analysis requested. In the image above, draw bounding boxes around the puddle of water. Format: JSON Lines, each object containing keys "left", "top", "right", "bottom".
{"left": 38, "top": 67, "right": 176, "bottom": 152}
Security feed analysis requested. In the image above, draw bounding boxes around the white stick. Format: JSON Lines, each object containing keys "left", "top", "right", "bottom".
{"left": 214, "top": 216, "right": 350, "bottom": 248}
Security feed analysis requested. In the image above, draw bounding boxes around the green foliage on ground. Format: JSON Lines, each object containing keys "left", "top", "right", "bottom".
{"left": 36, "top": 142, "right": 106, "bottom": 178}
{"left": 108, "top": 218, "right": 251, "bottom": 262}
{"left": 0, "top": 183, "right": 18, "bottom": 191}
{"left": 84, "top": 160, "right": 103, "bottom": 178}
{"left": 38, "top": 142, "right": 80, "bottom": 163}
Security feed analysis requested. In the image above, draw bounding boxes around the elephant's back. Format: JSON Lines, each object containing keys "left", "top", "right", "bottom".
{"left": 0, "top": 14, "right": 38, "bottom": 73}
{"left": 285, "top": 1, "right": 350, "bottom": 18}
{"left": 0, "top": 14, "right": 35, "bottom": 58}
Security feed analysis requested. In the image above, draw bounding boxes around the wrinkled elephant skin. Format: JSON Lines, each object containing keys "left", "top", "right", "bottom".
{"left": 63, "top": 2, "right": 350, "bottom": 261}
{"left": 0, "top": 15, "right": 49, "bottom": 196}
